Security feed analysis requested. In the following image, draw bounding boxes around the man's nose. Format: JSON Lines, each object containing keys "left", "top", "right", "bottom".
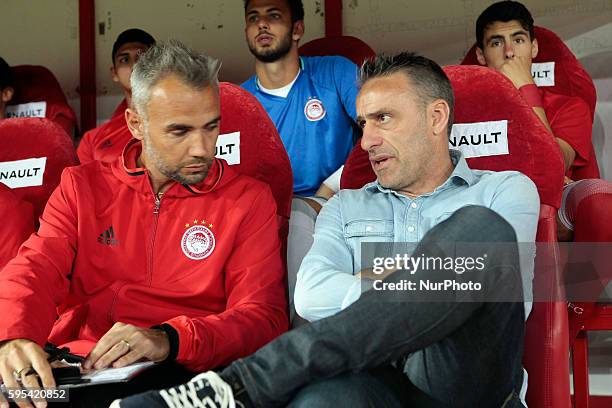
{"left": 188, "top": 133, "right": 213, "bottom": 158}
{"left": 257, "top": 16, "right": 270, "bottom": 30}
{"left": 360, "top": 123, "right": 382, "bottom": 152}
{"left": 504, "top": 42, "right": 515, "bottom": 59}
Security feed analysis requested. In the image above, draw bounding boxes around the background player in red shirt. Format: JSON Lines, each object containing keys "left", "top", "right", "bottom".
{"left": 77, "top": 29, "right": 156, "bottom": 164}
{"left": 474, "top": 0, "right": 612, "bottom": 244}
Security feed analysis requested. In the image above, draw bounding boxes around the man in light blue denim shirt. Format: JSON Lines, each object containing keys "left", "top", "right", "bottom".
{"left": 295, "top": 149, "right": 538, "bottom": 321}
{"left": 114, "top": 52, "right": 539, "bottom": 408}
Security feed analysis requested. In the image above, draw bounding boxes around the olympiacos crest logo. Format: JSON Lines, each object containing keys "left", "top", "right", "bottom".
{"left": 181, "top": 223, "right": 215, "bottom": 260}
{"left": 304, "top": 98, "right": 326, "bottom": 121}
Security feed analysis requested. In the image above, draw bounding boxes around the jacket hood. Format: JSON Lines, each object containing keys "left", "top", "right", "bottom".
{"left": 111, "top": 139, "right": 239, "bottom": 197}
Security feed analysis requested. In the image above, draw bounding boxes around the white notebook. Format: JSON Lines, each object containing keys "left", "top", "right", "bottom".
{"left": 61, "top": 361, "right": 156, "bottom": 389}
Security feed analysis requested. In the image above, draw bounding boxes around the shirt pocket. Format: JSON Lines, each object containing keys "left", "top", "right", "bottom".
{"left": 344, "top": 219, "right": 394, "bottom": 239}
{"left": 344, "top": 220, "right": 394, "bottom": 274}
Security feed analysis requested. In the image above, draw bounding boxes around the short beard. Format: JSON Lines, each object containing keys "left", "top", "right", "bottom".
{"left": 248, "top": 31, "right": 293, "bottom": 63}
{"left": 142, "top": 129, "right": 213, "bottom": 186}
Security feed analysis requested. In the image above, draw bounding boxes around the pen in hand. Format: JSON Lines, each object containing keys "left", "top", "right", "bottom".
{"left": 24, "top": 345, "right": 84, "bottom": 377}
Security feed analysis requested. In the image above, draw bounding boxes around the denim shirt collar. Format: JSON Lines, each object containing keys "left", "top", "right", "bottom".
{"left": 365, "top": 149, "right": 476, "bottom": 198}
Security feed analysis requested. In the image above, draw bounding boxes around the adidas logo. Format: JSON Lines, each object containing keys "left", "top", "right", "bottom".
{"left": 97, "top": 225, "right": 119, "bottom": 246}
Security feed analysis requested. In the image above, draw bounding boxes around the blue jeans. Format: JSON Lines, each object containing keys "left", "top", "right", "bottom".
{"left": 224, "top": 206, "right": 526, "bottom": 407}
{"left": 287, "top": 367, "right": 408, "bottom": 408}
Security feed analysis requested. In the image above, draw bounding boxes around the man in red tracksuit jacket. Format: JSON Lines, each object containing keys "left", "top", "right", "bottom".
{"left": 0, "top": 41, "right": 288, "bottom": 398}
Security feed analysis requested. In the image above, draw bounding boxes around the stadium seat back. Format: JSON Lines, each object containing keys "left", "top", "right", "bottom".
{"left": 0, "top": 183, "right": 35, "bottom": 269}
{"left": 299, "top": 35, "right": 375, "bottom": 66}
{"left": 7, "top": 65, "right": 78, "bottom": 135}
{"left": 218, "top": 82, "right": 293, "bottom": 223}
{"left": 461, "top": 26, "right": 596, "bottom": 118}
{"left": 445, "top": 65, "right": 565, "bottom": 207}
{"left": 0, "top": 118, "right": 78, "bottom": 222}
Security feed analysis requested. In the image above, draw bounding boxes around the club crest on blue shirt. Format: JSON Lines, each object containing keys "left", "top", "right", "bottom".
{"left": 304, "top": 98, "right": 326, "bottom": 122}
{"left": 181, "top": 219, "right": 215, "bottom": 260}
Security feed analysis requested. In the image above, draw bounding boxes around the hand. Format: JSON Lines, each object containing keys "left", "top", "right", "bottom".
{"left": 0, "top": 339, "right": 55, "bottom": 408}
{"left": 357, "top": 266, "right": 398, "bottom": 281}
{"left": 300, "top": 197, "right": 323, "bottom": 215}
{"left": 315, "top": 183, "right": 336, "bottom": 200}
{"left": 83, "top": 322, "right": 169, "bottom": 370}
{"left": 498, "top": 55, "right": 535, "bottom": 89}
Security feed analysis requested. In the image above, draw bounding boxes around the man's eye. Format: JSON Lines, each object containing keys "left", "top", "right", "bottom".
{"left": 248, "top": 15, "right": 258, "bottom": 23}
{"left": 172, "top": 130, "right": 188, "bottom": 136}
{"left": 357, "top": 120, "right": 366, "bottom": 129}
{"left": 271, "top": 13, "right": 281, "bottom": 19}
{"left": 491, "top": 40, "right": 501, "bottom": 47}
{"left": 206, "top": 123, "right": 219, "bottom": 132}
{"left": 119, "top": 57, "right": 129, "bottom": 64}
{"left": 515, "top": 38, "right": 525, "bottom": 44}
{"left": 378, "top": 114, "right": 390, "bottom": 123}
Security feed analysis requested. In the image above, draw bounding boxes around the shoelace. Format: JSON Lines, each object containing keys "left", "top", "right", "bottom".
{"left": 159, "top": 371, "right": 237, "bottom": 408}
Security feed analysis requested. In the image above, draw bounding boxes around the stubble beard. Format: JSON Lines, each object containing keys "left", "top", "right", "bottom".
{"left": 142, "top": 130, "right": 213, "bottom": 186}
{"left": 248, "top": 30, "right": 293, "bottom": 63}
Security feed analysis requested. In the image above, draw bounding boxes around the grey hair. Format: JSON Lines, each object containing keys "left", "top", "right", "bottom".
{"left": 359, "top": 52, "right": 454, "bottom": 136}
{"left": 130, "top": 40, "right": 221, "bottom": 119}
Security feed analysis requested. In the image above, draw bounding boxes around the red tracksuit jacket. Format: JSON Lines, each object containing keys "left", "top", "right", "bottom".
{"left": 0, "top": 140, "right": 288, "bottom": 372}
{"left": 77, "top": 99, "right": 132, "bottom": 165}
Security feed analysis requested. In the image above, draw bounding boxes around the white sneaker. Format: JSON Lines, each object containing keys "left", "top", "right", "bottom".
{"left": 109, "top": 371, "right": 241, "bottom": 408}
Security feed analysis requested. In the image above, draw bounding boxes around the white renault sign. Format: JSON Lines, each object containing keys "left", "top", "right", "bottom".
{"left": 5, "top": 101, "right": 47, "bottom": 119}
{"left": 449, "top": 120, "right": 509, "bottom": 158}
{"left": 0, "top": 157, "right": 47, "bottom": 188}
{"left": 215, "top": 131, "right": 240, "bottom": 165}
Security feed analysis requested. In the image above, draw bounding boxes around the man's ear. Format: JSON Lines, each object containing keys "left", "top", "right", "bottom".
{"left": 1, "top": 87, "right": 14, "bottom": 104}
{"left": 111, "top": 65, "right": 119, "bottom": 83}
{"left": 475, "top": 47, "right": 487, "bottom": 66}
{"left": 531, "top": 38, "right": 539, "bottom": 59}
{"left": 125, "top": 108, "right": 145, "bottom": 141}
{"left": 292, "top": 20, "right": 305, "bottom": 42}
{"left": 429, "top": 99, "right": 451, "bottom": 139}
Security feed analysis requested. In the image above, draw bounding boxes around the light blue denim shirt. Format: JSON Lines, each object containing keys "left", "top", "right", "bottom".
{"left": 295, "top": 150, "right": 540, "bottom": 322}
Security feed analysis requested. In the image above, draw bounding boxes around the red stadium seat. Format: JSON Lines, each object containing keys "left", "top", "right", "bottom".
{"left": 6, "top": 65, "right": 78, "bottom": 136}
{"left": 0, "top": 118, "right": 78, "bottom": 223}
{"left": 217, "top": 82, "right": 293, "bottom": 243}
{"left": 0, "top": 183, "right": 35, "bottom": 269}
{"left": 341, "top": 65, "right": 570, "bottom": 408}
{"left": 461, "top": 26, "right": 596, "bottom": 118}
{"left": 299, "top": 35, "right": 375, "bottom": 66}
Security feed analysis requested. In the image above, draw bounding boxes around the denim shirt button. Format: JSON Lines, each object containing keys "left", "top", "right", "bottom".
{"left": 407, "top": 226, "right": 415, "bottom": 232}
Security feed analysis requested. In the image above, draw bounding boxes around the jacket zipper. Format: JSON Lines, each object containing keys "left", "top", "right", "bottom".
{"left": 148, "top": 192, "right": 163, "bottom": 286}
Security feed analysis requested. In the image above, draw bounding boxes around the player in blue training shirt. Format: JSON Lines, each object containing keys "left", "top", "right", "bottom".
{"left": 242, "top": 0, "right": 359, "bottom": 198}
